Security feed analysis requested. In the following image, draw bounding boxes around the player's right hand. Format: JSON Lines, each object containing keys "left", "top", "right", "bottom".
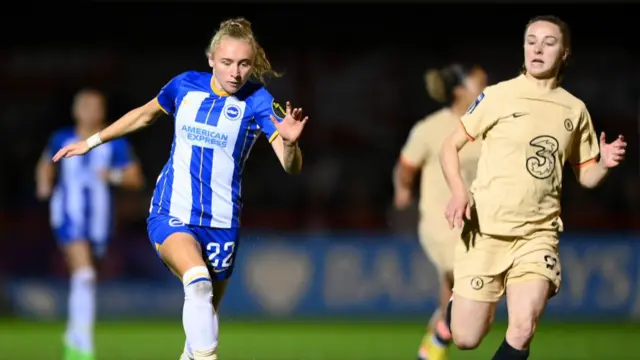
{"left": 52, "top": 140, "right": 90, "bottom": 162}
{"left": 445, "top": 192, "right": 471, "bottom": 230}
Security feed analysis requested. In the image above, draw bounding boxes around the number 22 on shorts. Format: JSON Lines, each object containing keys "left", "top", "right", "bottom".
{"left": 207, "top": 241, "right": 236, "bottom": 272}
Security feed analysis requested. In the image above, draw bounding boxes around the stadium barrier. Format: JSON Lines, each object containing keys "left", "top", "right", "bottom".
{"left": 6, "top": 234, "right": 640, "bottom": 320}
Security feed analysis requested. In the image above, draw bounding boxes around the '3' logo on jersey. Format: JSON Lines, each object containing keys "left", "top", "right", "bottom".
{"left": 526, "top": 135, "right": 559, "bottom": 179}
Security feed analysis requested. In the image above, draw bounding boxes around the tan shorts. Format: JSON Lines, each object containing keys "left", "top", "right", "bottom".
{"left": 453, "top": 226, "right": 561, "bottom": 303}
{"left": 418, "top": 216, "right": 458, "bottom": 275}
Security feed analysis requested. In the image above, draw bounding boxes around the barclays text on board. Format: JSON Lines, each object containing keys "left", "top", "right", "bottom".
{"left": 7, "top": 234, "right": 640, "bottom": 320}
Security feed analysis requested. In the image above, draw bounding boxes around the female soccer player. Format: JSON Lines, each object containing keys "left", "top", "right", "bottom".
{"left": 52, "top": 18, "right": 308, "bottom": 360}
{"left": 36, "top": 88, "right": 145, "bottom": 360}
{"left": 439, "top": 15, "right": 627, "bottom": 360}
{"left": 394, "top": 63, "right": 487, "bottom": 360}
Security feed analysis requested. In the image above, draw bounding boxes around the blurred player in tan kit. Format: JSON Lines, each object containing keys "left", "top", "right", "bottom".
{"left": 393, "top": 63, "right": 487, "bottom": 360}
{"left": 439, "top": 15, "right": 627, "bottom": 360}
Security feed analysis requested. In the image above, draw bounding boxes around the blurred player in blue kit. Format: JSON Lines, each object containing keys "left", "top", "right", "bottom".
{"left": 53, "top": 18, "right": 307, "bottom": 360}
{"left": 36, "top": 89, "right": 145, "bottom": 360}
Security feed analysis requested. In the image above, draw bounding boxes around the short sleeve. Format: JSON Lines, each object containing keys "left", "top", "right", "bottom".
{"left": 111, "top": 138, "right": 135, "bottom": 168}
{"left": 569, "top": 107, "right": 600, "bottom": 168}
{"left": 459, "top": 90, "right": 496, "bottom": 141}
{"left": 400, "top": 121, "right": 430, "bottom": 169}
{"left": 254, "top": 90, "right": 282, "bottom": 143}
{"left": 156, "top": 72, "right": 188, "bottom": 116}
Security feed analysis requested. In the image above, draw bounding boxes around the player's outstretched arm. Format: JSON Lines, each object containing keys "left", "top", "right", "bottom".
{"left": 440, "top": 126, "right": 471, "bottom": 229}
{"left": 269, "top": 101, "right": 307, "bottom": 175}
{"left": 575, "top": 132, "right": 626, "bottom": 189}
{"left": 52, "top": 98, "right": 164, "bottom": 162}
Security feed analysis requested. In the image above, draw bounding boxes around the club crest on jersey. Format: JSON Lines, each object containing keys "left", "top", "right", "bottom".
{"left": 223, "top": 104, "right": 242, "bottom": 121}
{"left": 271, "top": 100, "right": 286, "bottom": 120}
{"left": 466, "top": 92, "right": 485, "bottom": 114}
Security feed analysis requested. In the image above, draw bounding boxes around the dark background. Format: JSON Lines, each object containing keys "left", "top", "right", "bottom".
{"left": 0, "top": 2, "right": 638, "bottom": 274}
{"left": 0, "top": 4, "right": 639, "bottom": 359}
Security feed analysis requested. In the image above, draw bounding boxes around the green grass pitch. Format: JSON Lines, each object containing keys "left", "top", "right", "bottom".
{"left": 0, "top": 319, "right": 639, "bottom": 359}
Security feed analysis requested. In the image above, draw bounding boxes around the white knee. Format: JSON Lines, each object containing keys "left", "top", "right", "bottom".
{"left": 182, "top": 266, "right": 212, "bottom": 301}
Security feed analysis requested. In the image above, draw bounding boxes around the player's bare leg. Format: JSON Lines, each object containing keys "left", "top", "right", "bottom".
{"left": 62, "top": 240, "right": 96, "bottom": 360}
{"left": 446, "top": 294, "right": 497, "bottom": 350}
{"left": 419, "top": 272, "right": 453, "bottom": 360}
{"left": 159, "top": 233, "right": 218, "bottom": 360}
{"left": 492, "top": 279, "right": 550, "bottom": 360}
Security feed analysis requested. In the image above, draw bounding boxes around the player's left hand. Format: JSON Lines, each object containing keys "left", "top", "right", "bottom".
{"left": 270, "top": 101, "right": 308, "bottom": 144}
{"left": 599, "top": 132, "right": 626, "bottom": 168}
{"left": 52, "top": 140, "right": 90, "bottom": 162}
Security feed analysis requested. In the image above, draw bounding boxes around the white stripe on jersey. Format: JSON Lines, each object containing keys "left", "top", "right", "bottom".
{"left": 169, "top": 91, "right": 207, "bottom": 222}
{"left": 168, "top": 91, "right": 246, "bottom": 228}
{"left": 210, "top": 96, "right": 246, "bottom": 226}
{"left": 51, "top": 138, "right": 114, "bottom": 243}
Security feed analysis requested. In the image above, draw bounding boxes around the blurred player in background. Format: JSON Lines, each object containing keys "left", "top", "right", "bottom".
{"left": 36, "top": 89, "right": 145, "bottom": 360}
{"left": 394, "top": 63, "right": 487, "bottom": 360}
{"left": 439, "top": 15, "right": 627, "bottom": 360}
{"left": 52, "top": 18, "right": 307, "bottom": 360}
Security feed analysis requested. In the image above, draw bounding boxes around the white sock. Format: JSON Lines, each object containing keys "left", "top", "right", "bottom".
{"left": 182, "top": 266, "right": 218, "bottom": 360}
{"left": 65, "top": 267, "right": 96, "bottom": 355}
{"left": 182, "top": 314, "right": 219, "bottom": 360}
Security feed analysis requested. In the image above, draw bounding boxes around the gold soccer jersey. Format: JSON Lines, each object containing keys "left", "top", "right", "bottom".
{"left": 459, "top": 75, "right": 599, "bottom": 237}
{"left": 401, "top": 108, "right": 482, "bottom": 220}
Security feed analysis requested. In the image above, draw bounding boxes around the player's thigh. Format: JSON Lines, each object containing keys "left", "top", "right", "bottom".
{"left": 505, "top": 279, "right": 550, "bottom": 339}
{"left": 195, "top": 227, "right": 240, "bottom": 282}
{"left": 505, "top": 234, "right": 560, "bottom": 334}
{"left": 450, "top": 294, "right": 498, "bottom": 349}
{"left": 418, "top": 219, "right": 457, "bottom": 276}
{"left": 418, "top": 223, "right": 456, "bottom": 312}
{"left": 53, "top": 220, "right": 95, "bottom": 271}
{"left": 506, "top": 233, "right": 561, "bottom": 298}
{"left": 451, "top": 232, "right": 513, "bottom": 346}
{"left": 60, "top": 239, "right": 94, "bottom": 272}
{"left": 148, "top": 215, "right": 206, "bottom": 278}
{"left": 453, "top": 231, "right": 512, "bottom": 303}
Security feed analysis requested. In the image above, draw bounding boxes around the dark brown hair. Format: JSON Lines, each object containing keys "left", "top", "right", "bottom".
{"left": 425, "top": 63, "right": 479, "bottom": 104}
{"left": 520, "top": 15, "right": 572, "bottom": 83}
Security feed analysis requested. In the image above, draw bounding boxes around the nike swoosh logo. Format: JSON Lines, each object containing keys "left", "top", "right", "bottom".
{"left": 512, "top": 112, "right": 528, "bottom": 118}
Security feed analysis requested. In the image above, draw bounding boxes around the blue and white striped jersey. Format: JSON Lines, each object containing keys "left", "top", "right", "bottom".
{"left": 46, "top": 127, "right": 134, "bottom": 243}
{"left": 149, "top": 71, "right": 282, "bottom": 228}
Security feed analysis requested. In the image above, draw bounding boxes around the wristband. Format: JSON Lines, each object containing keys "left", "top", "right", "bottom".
{"left": 86, "top": 133, "right": 103, "bottom": 150}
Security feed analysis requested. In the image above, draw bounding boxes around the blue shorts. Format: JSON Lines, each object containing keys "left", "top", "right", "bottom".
{"left": 147, "top": 214, "right": 240, "bottom": 280}
{"left": 52, "top": 222, "right": 110, "bottom": 258}
{"left": 50, "top": 188, "right": 111, "bottom": 258}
